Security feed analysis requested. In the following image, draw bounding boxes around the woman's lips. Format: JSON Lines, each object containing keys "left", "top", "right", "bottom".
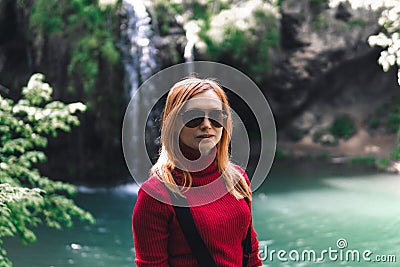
{"left": 196, "top": 134, "right": 214, "bottom": 138}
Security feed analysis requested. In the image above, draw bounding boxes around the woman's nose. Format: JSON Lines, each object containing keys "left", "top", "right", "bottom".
{"left": 200, "top": 116, "right": 212, "bottom": 128}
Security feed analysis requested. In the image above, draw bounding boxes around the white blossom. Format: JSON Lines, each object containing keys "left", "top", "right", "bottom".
{"left": 331, "top": 0, "right": 400, "bottom": 83}
{"left": 98, "top": 0, "right": 117, "bottom": 8}
{"left": 68, "top": 103, "right": 86, "bottom": 113}
{"left": 208, "top": 0, "right": 280, "bottom": 44}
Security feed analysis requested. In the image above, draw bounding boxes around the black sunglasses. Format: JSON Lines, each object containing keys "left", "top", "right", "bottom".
{"left": 179, "top": 109, "right": 228, "bottom": 128}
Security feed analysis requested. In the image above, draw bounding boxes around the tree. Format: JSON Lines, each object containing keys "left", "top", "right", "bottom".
{"left": 329, "top": 0, "right": 400, "bottom": 85}
{"left": 0, "top": 73, "right": 94, "bottom": 267}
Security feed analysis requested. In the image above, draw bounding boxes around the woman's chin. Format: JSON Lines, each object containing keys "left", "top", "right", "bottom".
{"left": 198, "top": 140, "right": 216, "bottom": 155}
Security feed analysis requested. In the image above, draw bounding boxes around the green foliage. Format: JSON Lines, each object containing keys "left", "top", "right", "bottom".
{"left": 388, "top": 126, "right": 400, "bottom": 163}
{"left": 275, "top": 149, "right": 288, "bottom": 158}
{"left": 369, "top": 95, "right": 400, "bottom": 164}
{"left": 204, "top": 4, "right": 280, "bottom": 84}
{"left": 330, "top": 115, "right": 356, "bottom": 139}
{"left": 0, "top": 74, "right": 94, "bottom": 267}
{"left": 347, "top": 18, "right": 366, "bottom": 29}
{"left": 349, "top": 157, "right": 376, "bottom": 165}
{"left": 30, "top": 0, "right": 64, "bottom": 34}
{"left": 369, "top": 94, "right": 400, "bottom": 133}
{"left": 387, "top": 111, "right": 400, "bottom": 132}
{"left": 368, "top": 117, "right": 379, "bottom": 129}
{"left": 309, "top": 0, "right": 328, "bottom": 6}
{"left": 390, "top": 147, "right": 400, "bottom": 160}
{"left": 376, "top": 157, "right": 390, "bottom": 170}
{"left": 29, "top": 0, "right": 120, "bottom": 94}
{"left": 318, "top": 152, "right": 330, "bottom": 160}
{"left": 192, "top": 2, "right": 209, "bottom": 21}
{"left": 68, "top": 36, "right": 100, "bottom": 94}
{"left": 378, "top": 93, "right": 400, "bottom": 133}
{"left": 16, "top": 0, "right": 27, "bottom": 8}
{"left": 151, "top": 1, "right": 182, "bottom": 37}
{"left": 312, "top": 14, "right": 328, "bottom": 30}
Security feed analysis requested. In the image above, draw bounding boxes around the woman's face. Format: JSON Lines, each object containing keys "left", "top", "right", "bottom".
{"left": 178, "top": 90, "right": 225, "bottom": 154}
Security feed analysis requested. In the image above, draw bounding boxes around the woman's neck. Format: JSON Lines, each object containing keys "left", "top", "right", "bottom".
{"left": 178, "top": 142, "right": 201, "bottom": 160}
{"left": 174, "top": 142, "right": 217, "bottom": 173}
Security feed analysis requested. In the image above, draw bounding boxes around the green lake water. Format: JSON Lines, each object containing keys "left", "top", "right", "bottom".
{"left": 5, "top": 160, "right": 400, "bottom": 266}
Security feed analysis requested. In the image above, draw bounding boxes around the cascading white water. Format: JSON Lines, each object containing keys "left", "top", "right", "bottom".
{"left": 183, "top": 21, "right": 200, "bottom": 63}
{"left": 183, "top": 21, "right": 200, "bottom": 74}
{"left": 120, "top": 0, "right": 158, "bottom": 98}
{"left": 120, "top": 0, "right": 160, "bottom": 179}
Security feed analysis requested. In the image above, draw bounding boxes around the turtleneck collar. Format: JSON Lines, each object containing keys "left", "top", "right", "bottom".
{"left": 178, "top": 141, "right": 202, "bottom": 160}
{"left": 172, "top": 142, "right": 220, "bottom": 186}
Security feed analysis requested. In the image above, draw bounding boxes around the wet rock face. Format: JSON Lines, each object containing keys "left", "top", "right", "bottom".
{"left": 0, "top": 0, "right": 15, "bottom": 75}
{"left": 266, "top": 0, "right": 383, "bottom": 127}
{"left": 0, "top": 0, "right": 33, "bottom": 97}
{"left": 0, "top": 0, "right": 15, "bottom": 44}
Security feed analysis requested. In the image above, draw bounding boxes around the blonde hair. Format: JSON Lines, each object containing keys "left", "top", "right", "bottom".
{"left": 151, "top": 77, "right": 252, "bottom": 201}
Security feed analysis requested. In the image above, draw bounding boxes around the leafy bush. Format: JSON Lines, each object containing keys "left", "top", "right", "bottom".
{"left": 387, "top": 111, "right": 400, "bottom": 132}
{"left": 0, "top": 74, "right": 94, "bottom": 267}
{"left": 390, "top": 147, "right": 400, "bottom": 160}
{"left": 330, "top": 115, "right": 356, "bottom": 139}
{"left": 376, "top": 157, "right": 390, "bottom": 170}
{"left": 368, "top": 117, "right": 379, "bottom": 129}
{"left": 347, "top": 18, "right": 366, "bottom": 29}
{"left": 350, "top": 157, "right": 376, "bottom": 165}
{"left": 369, "top": 94, "right": 400, "bottom": 133}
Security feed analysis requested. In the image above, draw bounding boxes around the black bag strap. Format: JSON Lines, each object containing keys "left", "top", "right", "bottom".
{"left": 242, "top": 198, "right": 252, "bottom": 267}
{"left": 169, "top": 191, "right": 218, "bottom": 267}
{"left": 169, "top": 189, "right": 252, "bottom": 267}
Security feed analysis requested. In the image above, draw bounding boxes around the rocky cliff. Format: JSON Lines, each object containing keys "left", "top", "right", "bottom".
{"left": 267, "top": 0, "right": 398, "bottom": 157}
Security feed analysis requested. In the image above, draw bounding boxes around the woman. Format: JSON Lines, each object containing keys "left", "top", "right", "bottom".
{"left": 132, "top": 77, "right": 262, "bottom": 267}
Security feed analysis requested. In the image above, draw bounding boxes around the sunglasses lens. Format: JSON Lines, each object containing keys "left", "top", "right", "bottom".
{"left": 181, "top": 110, "right": 227, "bottom": 128}
{"left": 185, "top": 118, "right": 203, "bottom": 128}
{"left": 208, "top": 110, "right": 227, "bottom": 128}
{"left": 181, "top": 110, "right": 204, "bottom": 128}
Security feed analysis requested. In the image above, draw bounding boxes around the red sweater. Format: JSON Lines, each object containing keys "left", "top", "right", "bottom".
{"left": 132, "top": 152, "right": 262, "bottom": 266}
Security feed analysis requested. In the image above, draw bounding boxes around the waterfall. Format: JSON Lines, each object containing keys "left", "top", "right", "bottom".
{"left": 120, "top": 0, "right": 158, "bottom": 98}
{"left": 120, "top": 0, "right": 160, "bottom": 181}
{"left": 183, "top": 21, "right": 201, "bottom": 74}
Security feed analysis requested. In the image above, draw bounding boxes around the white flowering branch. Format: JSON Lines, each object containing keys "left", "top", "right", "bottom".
{"left": 330, "top": 0, "right": 400, "bottom": 85}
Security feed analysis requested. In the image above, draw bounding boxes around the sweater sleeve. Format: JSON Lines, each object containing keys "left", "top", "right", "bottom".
{"left": 236, "top": 166, "right": 263, "bottom": 267}
{"left": 132, "top": 187, "right": 172, "bottom": 267}
{"left": 248, "top": 223, "right": 263, "bottom": 267}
